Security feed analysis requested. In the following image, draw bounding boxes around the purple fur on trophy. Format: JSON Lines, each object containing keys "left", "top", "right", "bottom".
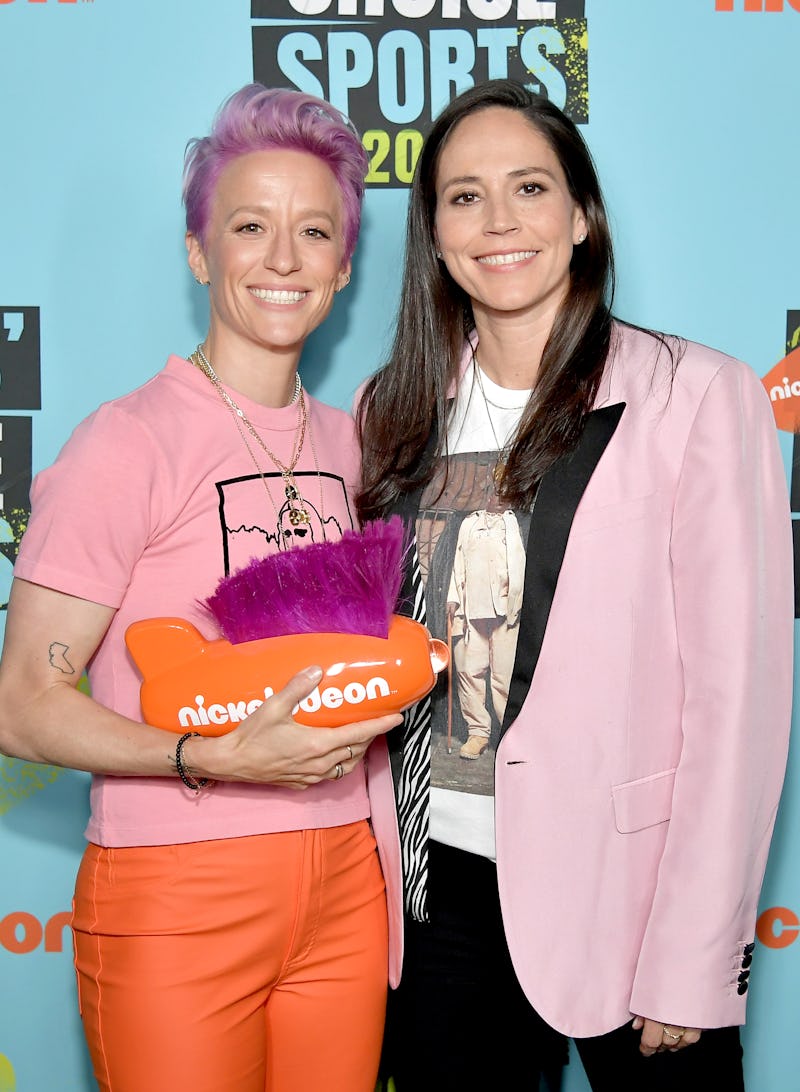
{"left": 204, "top": 516, "right": 406, "bottom": 644}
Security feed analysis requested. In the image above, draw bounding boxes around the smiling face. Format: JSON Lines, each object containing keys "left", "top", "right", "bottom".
{"left": 434, "top": 107, "right": 587, "bottom": 332}
{"left": 187, "top": 148, "right": 350, "bottom": 370}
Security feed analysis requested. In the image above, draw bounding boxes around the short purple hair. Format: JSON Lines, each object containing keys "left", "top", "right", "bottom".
{"left": 183, "top": 84, "right": 368, "bottom": 264}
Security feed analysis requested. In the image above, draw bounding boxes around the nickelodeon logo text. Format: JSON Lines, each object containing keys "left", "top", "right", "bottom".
{"left": 0, "top": 910, "right": 70, "bottom": 954}
{"left": 715, "top": 0, "right": 799, "bottom": 10}
{"left": 756, "top": 907, "right": 799, "bottom": 948}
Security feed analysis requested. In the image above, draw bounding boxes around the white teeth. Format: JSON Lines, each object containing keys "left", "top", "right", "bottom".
{"left": 477, "top": 251, "right": 536, "bottom": 266}
{"left": 250, "top": 288, "right": 307, "bottom": 303}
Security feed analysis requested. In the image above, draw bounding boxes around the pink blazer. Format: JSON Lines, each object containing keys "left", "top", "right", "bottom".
{"left": 490, "top": 323, "right": 793, "bottom": 1036}
{"left": 369, "top": 321, "right": 792, "bottom": 1031}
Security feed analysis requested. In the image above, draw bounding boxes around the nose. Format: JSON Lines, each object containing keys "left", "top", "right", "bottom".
{"left": 264, "top": 228, "right": 300, "bottom": 275}
{"left": 483, "top": 193, "right": 520, "bottom": 236}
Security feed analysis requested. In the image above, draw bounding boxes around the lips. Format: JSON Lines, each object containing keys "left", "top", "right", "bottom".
{"left": 476, "top": 250, "right": 537, "bottom": 266}
{"left": 249, "top": 288, "right": 308, "bottom": 303}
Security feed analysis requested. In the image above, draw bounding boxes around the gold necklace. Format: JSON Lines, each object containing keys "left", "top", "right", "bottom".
{"left": 191, "top": 345, "right": 323, "bottom": 531}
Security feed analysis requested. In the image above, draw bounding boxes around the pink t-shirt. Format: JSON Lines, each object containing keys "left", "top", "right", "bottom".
{"left": 15, "top": 355, "right": 371, "bottom": 846}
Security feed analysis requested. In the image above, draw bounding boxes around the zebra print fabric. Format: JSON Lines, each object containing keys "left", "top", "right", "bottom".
{"left": 396, "top": 543, "right": 433, "bottom": 921}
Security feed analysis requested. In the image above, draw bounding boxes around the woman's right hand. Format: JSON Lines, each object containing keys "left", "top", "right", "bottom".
{"left": 185, "top": 666, "right": 403, "bottom": 790}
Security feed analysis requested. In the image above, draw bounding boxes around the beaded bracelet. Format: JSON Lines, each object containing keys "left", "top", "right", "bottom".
{"left": 175, "top": 731, "right": 210, "bottom": 793}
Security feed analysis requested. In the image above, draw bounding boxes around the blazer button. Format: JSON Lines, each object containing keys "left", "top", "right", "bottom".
{"left": 738, "top": 970, "right": 750, "bottom": 984}
{"left": 737, "top": 981, "right": 748, "bottom": 995}
{"left": 743, "top": 942, "right": 755, "bottom": 956}
{"left": 741, "top": 952, "right": 753, "bottom": 969}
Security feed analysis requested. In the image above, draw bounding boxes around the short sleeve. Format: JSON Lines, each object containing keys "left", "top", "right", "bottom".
{"left": 14, "top": 403, "right": 163, "bottom": 608}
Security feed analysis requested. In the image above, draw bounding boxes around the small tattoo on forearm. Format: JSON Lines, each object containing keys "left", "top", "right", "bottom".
{"left": 48, "top": 642, "right": 76, "bottom": 675}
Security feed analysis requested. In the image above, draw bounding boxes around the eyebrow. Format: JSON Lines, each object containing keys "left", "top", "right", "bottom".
{"left": 440, "top": 166, "right": 558, "bottom": 189}
{"left": 225, "top": 205, "right": 337, "bottom": 224}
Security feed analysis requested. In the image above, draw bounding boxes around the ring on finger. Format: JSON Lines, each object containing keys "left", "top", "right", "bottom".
{"left": 346, "top": 745, "right": 353, "bottom": 761}
{"left": 333, "top": 762, "right": 344, "bottom": 780}
{"left": 662, "top": 1026, "right": 684, "bottom": 1041}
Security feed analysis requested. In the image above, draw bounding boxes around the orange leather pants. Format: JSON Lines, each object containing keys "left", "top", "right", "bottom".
{"left": 72, "top": 822, "right": 388, "bottom": 1092}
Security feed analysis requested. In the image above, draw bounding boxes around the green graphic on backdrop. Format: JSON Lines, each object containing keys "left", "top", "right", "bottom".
{"left": 0, "top": 506, "right": 29, "bottom": 610}
{"left": 0, "top": 759, "right": 64, "bottom": 816}
{"left": 0, "top": 509, "right": 27, "bottom": 565}
{"left": 0, "top": 1054, "right": 15, "bottom": 1092}
{"left": 561, "top": 18, "right": 588, "bottom": 119}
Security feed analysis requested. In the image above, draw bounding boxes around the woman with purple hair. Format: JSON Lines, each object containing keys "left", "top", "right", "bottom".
{"left": 0, "top": 85, "right": 402, "bottom": 1092}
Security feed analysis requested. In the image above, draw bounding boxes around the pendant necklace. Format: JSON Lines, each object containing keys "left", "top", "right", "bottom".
{"left": 472, "top": 355, "right": 528, "bottom": 489}
{"left": 190, "top": 345, "right": 326, "bottom": 534}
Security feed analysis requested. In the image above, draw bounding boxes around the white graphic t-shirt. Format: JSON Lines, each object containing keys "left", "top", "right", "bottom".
{"left": 415, "top": 363, "right": 531, "bottom": 860}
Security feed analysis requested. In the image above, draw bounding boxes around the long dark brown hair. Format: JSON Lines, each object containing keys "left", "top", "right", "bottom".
{"left": 356, "top": 80, "right": 617, "bottom": 521}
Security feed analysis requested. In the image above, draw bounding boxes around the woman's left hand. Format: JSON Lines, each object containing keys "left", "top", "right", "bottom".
{"left": 632, "top": 1016, "right": 703, "bottom": 1056}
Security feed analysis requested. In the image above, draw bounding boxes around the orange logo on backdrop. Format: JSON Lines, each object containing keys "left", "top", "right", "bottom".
{"left": 762, "top": 347, "right": 800, "bottom": 431}
{"left": 756, "top": 906, "right": 800, "bottom": 949}
{"left": 0, "top": 910, "right": 71, "bottom": 954}
{"left": 715, "top": 0, "right": 800, "bottom": 10}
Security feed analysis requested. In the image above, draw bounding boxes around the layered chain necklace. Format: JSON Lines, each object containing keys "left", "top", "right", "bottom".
{"left": 190, "top": 344, "right": 325, "bottom": 532}
{"left": 472, "top": 355, "right": 529, "bottom": 489}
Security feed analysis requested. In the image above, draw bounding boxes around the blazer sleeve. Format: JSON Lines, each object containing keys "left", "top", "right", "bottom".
{"left": 628, "top": 359, "right": 793, "bottom": 1029}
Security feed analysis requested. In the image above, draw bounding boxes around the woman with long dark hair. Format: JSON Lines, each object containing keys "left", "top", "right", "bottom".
{"left": 358, "top": 79, "right": 792, "bottom": 1091}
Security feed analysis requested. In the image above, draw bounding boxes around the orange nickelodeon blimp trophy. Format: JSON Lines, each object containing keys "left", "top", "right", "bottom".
{"left": 126, "top": 518, "right": 448, "bottom": 733}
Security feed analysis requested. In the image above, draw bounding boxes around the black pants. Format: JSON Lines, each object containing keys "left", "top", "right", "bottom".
{"left": 382, "top": 841, "right": 745, "bottom": 1092}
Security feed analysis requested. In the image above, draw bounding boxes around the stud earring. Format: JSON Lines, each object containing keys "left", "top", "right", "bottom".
{"left": 577, "top": 233, "right": 586, "bottom": 244}
{"left": 435, "top": 250, "right": 442, "bottom": 259}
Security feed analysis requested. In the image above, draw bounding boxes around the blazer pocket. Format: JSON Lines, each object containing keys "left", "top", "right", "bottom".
{"left": 611, "top": 768, "right": 676, "bottom": 834}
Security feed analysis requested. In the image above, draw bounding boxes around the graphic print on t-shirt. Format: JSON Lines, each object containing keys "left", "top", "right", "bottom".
{"left": 416, "top": 452, "right": 529, "bottom": 797}
{"left": 216, "top": 470, "right": 353, "bottom": 575}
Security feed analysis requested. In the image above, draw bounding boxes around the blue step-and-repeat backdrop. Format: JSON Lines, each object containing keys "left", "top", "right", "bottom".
{"left": 0, "top": 1, "right": 798, "bottom": 1089}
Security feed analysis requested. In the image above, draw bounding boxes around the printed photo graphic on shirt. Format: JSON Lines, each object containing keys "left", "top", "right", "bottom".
{"left": 215, "top": 470, "right": 354, "bottom": 576}
{"left": 416, "top": 452, "right": 530, "bottom": 797}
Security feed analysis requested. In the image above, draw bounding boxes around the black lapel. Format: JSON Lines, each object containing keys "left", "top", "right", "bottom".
{"left": 501, "top": 402, "right": 626, "bottom": 736}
